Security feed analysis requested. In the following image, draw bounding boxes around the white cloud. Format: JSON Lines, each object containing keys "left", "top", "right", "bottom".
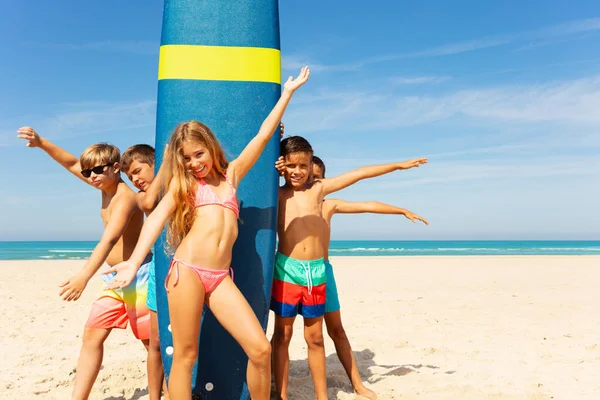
{"left": 281, "top": 55, "right": 350, "bottom": 73}
{"left": 371, "top": 155, "right": 600, "bottom": 189}
{"left": 5, "top": 100, "right": 156, "bottom": 145}
{"left": 285, "top": 74, "right": 600, "bottom": 132}
{"left": 428, "top": 144, "right": 535, "bottom": 159}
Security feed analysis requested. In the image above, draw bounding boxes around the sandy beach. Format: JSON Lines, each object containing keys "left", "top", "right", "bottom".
{"left": 2, "top": 256, "right": 599, "bottom": 399}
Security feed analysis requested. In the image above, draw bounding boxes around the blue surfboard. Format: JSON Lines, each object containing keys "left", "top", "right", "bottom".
{"left": 153, "top": 1, "right": 281, "bottom": 398}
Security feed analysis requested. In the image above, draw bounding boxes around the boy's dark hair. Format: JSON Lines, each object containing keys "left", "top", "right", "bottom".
{"left": 121, "top": 144, "right": 155, "bottom": 174}
{"left": 312, "top": 155, "right": 326, "bottom": 178}
{"left": 280, "top": 136, "right": 313, "bottom": 158}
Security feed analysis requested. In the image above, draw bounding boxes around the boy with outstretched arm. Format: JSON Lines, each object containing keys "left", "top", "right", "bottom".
{"left": 17, "top": 127, "right": 151, "bottom": 400}
{"left": 271, "top": 135, "right": 426, "bottom": 400}
{"left": 315, "top": 156, "right": 427, "bottom": 399}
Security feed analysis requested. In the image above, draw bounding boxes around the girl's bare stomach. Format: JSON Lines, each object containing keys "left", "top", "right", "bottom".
{"left": 175, "top": 225, "right": 238, "bottom": 270}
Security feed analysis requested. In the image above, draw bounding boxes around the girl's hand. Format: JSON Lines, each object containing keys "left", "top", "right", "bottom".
{"left": 283, "top": 66, "right": 310, "bottom": 94}
{"left": 403, "top": 211, "right": 429, "bottom": 225}
{"left": 103, "top": 261, "right": 138, "bottom": 290}
{"left": 58, "top": 274, "right": 88, "bottom": 301}
{"left": 17, "top": 126, "right": 42, "bottom": 148}
{"left": 274, "top": 156, "right": 285, "bottom": 176}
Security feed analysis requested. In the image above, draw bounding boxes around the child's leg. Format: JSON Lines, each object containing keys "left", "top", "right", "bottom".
{"left": 147, "top": 311, "right": 166, "bottom": 400}
{"left": 324, "top": 261, "right": 376, "bottom": 398}
{"left": 271, "top": 315, "right": 296, "bottom": 400}
{"left": 72, "top": 327, "right": 112, "bottom": 400}
{"left": 76, "top": 293, "right": 130, "bottom": 400}
{"left": 142, "top": 255, "right": 167, "bottom": 399}
{"left": 206, "top": 276, "right": 271, "bottom": 400}
{"left": 303, "top": 317, "right": 328, "bottom": 400}
{"left": 166, "top": 264, "right": 206, "bottom": 399}
{"left": 325, "top": 310, "right": 376, "bottom": 399}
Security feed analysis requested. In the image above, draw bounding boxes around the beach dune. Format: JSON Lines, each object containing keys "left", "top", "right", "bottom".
{"left": 2, "top": 256, "right": 599, "bottom": 399}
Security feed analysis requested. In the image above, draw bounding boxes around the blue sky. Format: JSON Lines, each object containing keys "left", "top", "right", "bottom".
{"left": 1, "top": 0, "right": 599, "bottom": 241}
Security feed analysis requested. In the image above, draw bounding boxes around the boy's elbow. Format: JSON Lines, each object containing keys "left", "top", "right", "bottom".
{"left": 140, "top": 198, "right": 155, "bottom": 213}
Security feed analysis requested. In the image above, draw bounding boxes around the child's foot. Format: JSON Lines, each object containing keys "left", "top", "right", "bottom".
{"left": 355, "top": 385, "right": 377, "bottom": 399}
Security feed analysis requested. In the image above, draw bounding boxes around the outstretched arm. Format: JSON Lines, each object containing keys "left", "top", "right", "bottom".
{"left": 321, "top": 158, "right": 427, "bottom": 196}
{"left": 104, "top": 185, "right": 177, "bottom": 289}
{"left": 17, "top": 126, "right": 89, "bottom": 185}
{"left": 329, "top": 199, "right": 428, "bottom": 224}
{"left": 228, "top": 67, "right": 310, "bottom": 186}
{"left": 58, "top": 195, "right": 138, "bottom": 301}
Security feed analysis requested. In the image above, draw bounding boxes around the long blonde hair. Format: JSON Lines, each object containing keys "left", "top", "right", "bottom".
{"left": 162, "top": 120, "right": 229, "bottom": 253}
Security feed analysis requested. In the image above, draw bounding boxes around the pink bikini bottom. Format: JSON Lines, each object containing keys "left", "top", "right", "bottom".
{"left": 165, "top": 257, "right": 233, "bottom": 294}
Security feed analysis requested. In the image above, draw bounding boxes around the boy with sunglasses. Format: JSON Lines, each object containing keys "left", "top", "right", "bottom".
{"left": 17, "top": 126, "right": 152, "bottom": 400}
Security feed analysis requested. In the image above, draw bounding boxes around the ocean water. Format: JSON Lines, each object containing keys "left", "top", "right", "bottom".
{"left": 0, "top": 241, "right": 97, "bottom": 261}
{"left": 1, "top": 240, "right": 599, "bottom": 260}
{"left": 328, "top": 240, "right": 600, "bottom": 256}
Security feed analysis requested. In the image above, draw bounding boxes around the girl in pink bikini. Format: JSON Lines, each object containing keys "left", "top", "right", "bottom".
{"left": 105, "top": 66, "right": 310, "bottom": 400}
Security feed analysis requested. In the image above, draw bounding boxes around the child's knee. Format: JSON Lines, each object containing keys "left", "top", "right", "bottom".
{"left": 149, "top": 328, "right": 160, "bottom": 349}
{"left": 173, "top": 342, "right": 198, "bottom": 366}
{"left": 327, "top": 324, "right": 347, "bottom": 342}
{"left": 149, "top": 336, "right": 161, "bottom": 353}
{"left": 247, "top": 337, "right": 271, "bottom": 365}
{"left": 304, "top": 329, "right": 325, "bottom": 348}
{"left": 273, "top": 325, "right": 294, "bottom": 346}
{"left": 82, "top": 327, "right": 108, "bottom": 347}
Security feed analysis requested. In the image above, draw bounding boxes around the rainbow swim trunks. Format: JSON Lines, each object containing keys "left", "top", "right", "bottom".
{"left": 270, "top": 252, "right": 326, "bottom": 318}
{"left": 85, "top": 254, "right": 152, "bottom": 340}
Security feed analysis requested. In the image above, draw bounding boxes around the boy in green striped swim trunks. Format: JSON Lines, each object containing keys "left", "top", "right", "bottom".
{"left": 272, "top": 135, "right": 427, "bottom": 400}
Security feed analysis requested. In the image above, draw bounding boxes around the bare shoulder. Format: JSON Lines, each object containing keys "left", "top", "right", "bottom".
{"left": 308, "top": 179, "right": 325, "bottom": 198}
{"left": 113, "top": 183, "right": 138, "bottom": 207}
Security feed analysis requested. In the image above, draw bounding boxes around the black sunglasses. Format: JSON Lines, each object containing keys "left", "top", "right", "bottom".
{"left": 81, "top": 164, "right": 112, "bottom": 178}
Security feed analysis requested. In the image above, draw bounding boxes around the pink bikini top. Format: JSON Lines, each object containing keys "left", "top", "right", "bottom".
{"left": 195, "top": 174, "right": 239, "bottom": 218}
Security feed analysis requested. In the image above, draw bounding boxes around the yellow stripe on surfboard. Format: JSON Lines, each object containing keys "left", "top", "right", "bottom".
{"left": 158, "top": 45, "right": 281, "bottom": 84}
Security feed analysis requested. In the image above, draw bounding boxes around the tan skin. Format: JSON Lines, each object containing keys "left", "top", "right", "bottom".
{"left": 274, "top": 152, "right": 427, "bottom": 400}
{"left": 314, "top": 163, "right": 427, "bottom": 399}
{"left": 127, "top": 133, "right": 274, "bottom": 400}
{"left": 124, "top": 156, "right": 169, "bottom": 400}
{"left": 16, "top": 127, "right": 146, "bottom": 400}
{"left": 105, "top": 67, "right": 310, "bottom": 400}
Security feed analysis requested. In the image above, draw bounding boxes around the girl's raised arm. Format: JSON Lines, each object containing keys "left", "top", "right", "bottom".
{"left": 228, "top": 66, "right": 310, "bottom": 186}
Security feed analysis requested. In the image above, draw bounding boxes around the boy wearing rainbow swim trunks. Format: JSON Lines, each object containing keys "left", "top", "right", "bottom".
{"left": 271, "top": 136, "right": 427, "bottom": 400}
{"left": 120, "top": 144, "right": 167, "bottom": 400}
{"left": 17, "top": 127, "right": 151, "bottom": 400}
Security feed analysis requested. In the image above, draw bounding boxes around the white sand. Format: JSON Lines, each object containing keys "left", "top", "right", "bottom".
{"left": 2, "top": 256, "right": 599, "bottom": 399}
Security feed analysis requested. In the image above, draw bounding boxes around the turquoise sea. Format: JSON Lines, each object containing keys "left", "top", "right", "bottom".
{"left": 1, "top": 240, "right": 599, "bottom": 260}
